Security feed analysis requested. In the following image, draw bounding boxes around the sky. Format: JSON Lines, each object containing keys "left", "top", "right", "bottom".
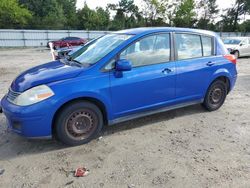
{"left": 76, "top": 0, "right": 236, "bottom": 11}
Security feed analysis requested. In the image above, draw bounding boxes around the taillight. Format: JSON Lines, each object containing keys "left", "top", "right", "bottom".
{"left": 224, "top": 54, "right": 237, "bottom": 64}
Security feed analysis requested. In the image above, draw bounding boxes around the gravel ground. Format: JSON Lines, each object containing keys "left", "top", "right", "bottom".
{"left": 0, "top": 48, "right": 250, "bottom": 188}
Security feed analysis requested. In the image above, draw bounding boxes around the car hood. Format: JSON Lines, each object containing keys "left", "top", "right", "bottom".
{"left": 11, "top": 60, "right": 83, "bottom": 92}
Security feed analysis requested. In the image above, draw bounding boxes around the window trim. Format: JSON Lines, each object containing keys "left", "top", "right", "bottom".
{"left": 101, "top": 32, "right": 173, "bottom": 71}
{"left": 201, "top": 35, "right": 215, "bottom": 57}
{"left": 173, "top": 32, "right": 216, "bottom": 61}
{"left": 119, "top": 32, "right": 172, "bottom": 68}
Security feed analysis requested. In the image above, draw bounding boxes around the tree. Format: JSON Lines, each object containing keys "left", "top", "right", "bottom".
{"left": 95, "top": 7, "right": 110, "bottom": 30}
{"left": 142, "top": 0, "right": 169, "bottom": 26}
{"left": 197, "top": 0, "right": 219, "bottom": 29}
{"left": 0, "top": 0, "right": 32, "bottom": 29}
{"left": 19, "top": 0, "right": 67, "bottom": 29}
{"left": 172, "top": 0, "right": 197, "bottom": 27}
{"left": 108, "top": 0, "right": 143, "bottom": 30}
{"left": 232, "top": 0, "right": 250, "bottom": 31}
{"left": 239, "top": 20, "right": 250, "bottom": 32}
{"left": 60, "top": 0, "right": 78, "bottom": 29}
{"left": 220, "top": 0, "right": 250, "bottom": 32}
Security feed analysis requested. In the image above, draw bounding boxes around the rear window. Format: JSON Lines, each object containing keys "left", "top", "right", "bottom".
{"left": 175, "top": 33, "right": 214, "bottom": 60}
{"left": 201, "top": 36, "right": 213, "bottom": 56}
{"left": 175, "top": 34, "right": 202, "bottom": 60}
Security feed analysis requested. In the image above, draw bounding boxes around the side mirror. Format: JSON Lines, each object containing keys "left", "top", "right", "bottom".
{"left": 240, "top": 43, "right": 245, "bottom": 46}
{"left": 115, "top": 59, "right": 132, "bottom": 72}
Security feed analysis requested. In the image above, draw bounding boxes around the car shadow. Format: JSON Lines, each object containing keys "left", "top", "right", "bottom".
{"left": 0, "top": 104, "right": 207, "bottom": 160}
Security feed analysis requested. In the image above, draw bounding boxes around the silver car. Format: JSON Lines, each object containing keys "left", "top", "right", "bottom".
{"left": 223, "top": 37, "right": 250, "bottom": 58}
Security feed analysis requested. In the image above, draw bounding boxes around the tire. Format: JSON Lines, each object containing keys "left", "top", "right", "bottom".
{"left": 55, "top": 101, "right": 103, "bottom": 146}
{"left": 234, "top": 50, "right": 239, "bottom": 59}
{"left": 202, "top": 80, "right": 227, "bottom": 111}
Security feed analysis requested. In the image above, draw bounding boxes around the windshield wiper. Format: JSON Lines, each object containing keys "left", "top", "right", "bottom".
{"left": 71, "top": 59, "right": 82, "bottom": 65}
{"left": 65, "top": 56, "right": 82, "bottom": 66}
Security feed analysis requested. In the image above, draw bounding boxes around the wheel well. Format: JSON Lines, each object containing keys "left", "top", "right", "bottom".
{"left": 214, "top": 76, "right": 230, "bottom": 93}
{"left": 52, "top": 97, "right": 108, "bottom": 137}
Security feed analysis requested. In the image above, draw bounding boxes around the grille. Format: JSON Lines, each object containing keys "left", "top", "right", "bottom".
{"left": 7, "top": 89, "right": 21, "bottom": 103}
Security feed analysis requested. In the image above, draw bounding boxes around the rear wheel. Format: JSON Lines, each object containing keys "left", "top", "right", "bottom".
{"left": 55, "top": 101, "right": 103, "bottom": 146}
{"left": 202, "top": 80, "right": 227, "bottom": 111}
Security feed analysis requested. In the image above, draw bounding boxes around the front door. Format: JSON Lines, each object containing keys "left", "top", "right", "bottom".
{"left": 109, "top": 33, "right": 176, "bottom": 118}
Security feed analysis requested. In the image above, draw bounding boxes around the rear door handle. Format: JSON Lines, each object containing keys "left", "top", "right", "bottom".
{"left": 207, "top": 61, "right": 215, "bottom": 66}
{"left": 162, "top": 68, "right": 173, "bottom": 74}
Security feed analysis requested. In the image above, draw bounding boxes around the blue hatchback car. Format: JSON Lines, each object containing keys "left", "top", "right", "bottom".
{"left": 0, "top": 27, "right": 237, "bottom": 145}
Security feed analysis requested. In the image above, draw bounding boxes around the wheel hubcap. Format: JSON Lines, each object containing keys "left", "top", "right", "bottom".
{"left": 210, "top": 87, "right": 222, "bottom": 104}
{"left": 65, "top": 110, "right": 97, "bottom": 140}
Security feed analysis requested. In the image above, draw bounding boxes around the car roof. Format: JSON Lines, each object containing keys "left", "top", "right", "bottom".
{"left": 115, "top": 27, "right": 217, "bottom": 37}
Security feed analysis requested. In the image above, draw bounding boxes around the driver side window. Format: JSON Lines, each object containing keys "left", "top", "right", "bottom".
{"left": 120, "top": 33, "right": 170, "bottom": 67}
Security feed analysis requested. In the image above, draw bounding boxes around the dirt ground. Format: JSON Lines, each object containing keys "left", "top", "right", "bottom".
{"left": 0, "top": 48, "right": 250, "bottom": 188}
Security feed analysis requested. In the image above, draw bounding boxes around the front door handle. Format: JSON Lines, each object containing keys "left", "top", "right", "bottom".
{"left": 162, "top": 68, "right": 172, "bottom": 74}
{"left": 206, "top": 61, "right": 215, "bottom": 66}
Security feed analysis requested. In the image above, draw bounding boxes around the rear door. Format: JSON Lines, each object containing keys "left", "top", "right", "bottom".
{"left": 109, "top": 33, "right": 176, "bottom": 118}
{"left": 174, "top": 33, "right": 216, "bottom": 102}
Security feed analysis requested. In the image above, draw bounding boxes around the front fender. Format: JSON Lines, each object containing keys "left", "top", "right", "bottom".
{"left": 52, "top": 91, "right": 112, "bottom": 121}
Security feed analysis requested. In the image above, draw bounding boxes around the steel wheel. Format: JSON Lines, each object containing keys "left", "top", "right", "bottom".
{"left": 203, "top": 80, "right": 227, "bottom": 111}
{"left": 209, "top": 87, "right": 223, "bottom": 104}
{"left": 55, "top": 101, "right": 103, "bottom": 145}
{"left": 65, "top": 109, "right": 98, "bottom": 141}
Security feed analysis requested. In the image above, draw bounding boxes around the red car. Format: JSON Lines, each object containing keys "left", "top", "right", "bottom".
{"left": 47, "top": 37, "right": 87, "bottom": 49}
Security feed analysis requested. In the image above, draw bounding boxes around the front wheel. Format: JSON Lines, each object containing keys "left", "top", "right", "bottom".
{"left": 202, "top": 80, "right": 227, "bottom": 111}
{"left": 55, "top": 101, "right": 103, "bottom": 146}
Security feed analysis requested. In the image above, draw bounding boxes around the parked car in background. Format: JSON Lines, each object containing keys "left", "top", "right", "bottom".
{"left": 223, "top": 37, "right": 250, "bottom": 58}
{"left": 54, "top": 38, "right": 96, "bottom": 60}
{"left": 1, "top": 27, "right": 237, "bottom": 146}
{"left": 55, "top": 46, "right": 83, "bottom": 60}
{"left": 47, "top": 37, "right": 87, "bottom": 49}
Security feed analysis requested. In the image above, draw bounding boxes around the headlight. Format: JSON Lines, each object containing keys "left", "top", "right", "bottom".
{"left": 13, "top": 85, "right": 54, "bottom": 106}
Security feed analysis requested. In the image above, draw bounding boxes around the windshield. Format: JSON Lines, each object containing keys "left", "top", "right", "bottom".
{"left": 70, "top": 34, "right": 132, "bottom": 65}
{"left": 223, "top": 39, "right": 241, "bottom": 45}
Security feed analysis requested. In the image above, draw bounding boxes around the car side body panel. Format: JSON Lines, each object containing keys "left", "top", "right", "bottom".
{"left": 0, "top": 27, "right": 237, "bottom": 139}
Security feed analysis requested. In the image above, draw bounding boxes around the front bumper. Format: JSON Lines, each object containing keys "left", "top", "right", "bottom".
{"left": 0, "top": 95, "right": 53, "bottom": 138}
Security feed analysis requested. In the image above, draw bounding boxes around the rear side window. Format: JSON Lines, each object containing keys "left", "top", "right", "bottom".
{"left": 201, "top": 36, "right": 213, "bottom": 56}
{"left": 175, "top": 34, "right": 202, "bottom": 60}
{"left": 120, "top": 33, "right": 170, "bottom": 67}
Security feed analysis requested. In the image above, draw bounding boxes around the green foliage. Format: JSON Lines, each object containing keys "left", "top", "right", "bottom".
{"left": 60, "top": 0, "right": 78, "bottom": 29}
{"left": 220, "top": 0, "right": 250, "bottom": 32}
{"left": 172, "top": 0, "right": 197, "bottom": 27}
{"left": 0, "top": 0, "right": 249, "bottom": 32}
{"left": 19, "top": 0, "right": 66, "bottom": 29}
{"left": 0, "top": 0, "right": 32, "bottom": 29}
{"left": 197, "top": 0, "right": 219, "bottom": 29}
{"left": 142, "top": 0, "right": 168, "bottom": 26}
{"left": 77, "top": 3, "right": 110, "bottom": 30}
{"left": 239, "top": 20, "right": 250, "bottom": 32}
{"left": 108, "top": 0, "right": 143, "bottom": 30}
